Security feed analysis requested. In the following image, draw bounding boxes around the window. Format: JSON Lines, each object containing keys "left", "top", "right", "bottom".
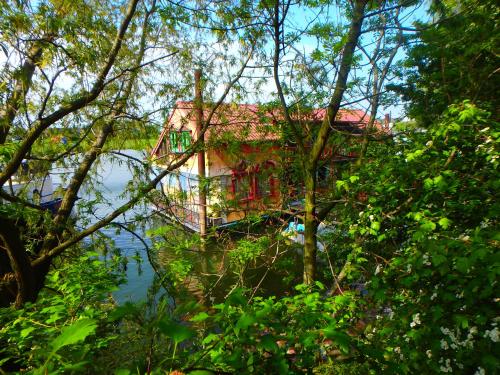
{"left": 231, "top": 171, "right": 255, "bottom": 201}
{"left": 256, "top": 162, "right": 278, "bottom": 198}
{"left": 230, "top": 161, "right": 278, "bottom": 201}
{"left": 257, "top": 173, "right": 271, "bottom": 196}
{"left": 169, "top": 131, "right": 191, "bottom": 153}
{"left": 317, "top": 164, "right": 330, "bottom": 188}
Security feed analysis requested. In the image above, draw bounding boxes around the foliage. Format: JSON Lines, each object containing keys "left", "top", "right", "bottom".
{"left": 228, "top": 236, "right": 270, "bottom": 283}
{"left": 176, "top": 284, "right": 363, "bottom": 374}
{"left": 329, "top": 102, "right": 499, "bottom": 373}
{"left": 0, "top": 252, "right": 124, "bottom": 373}
{"left": 1, "top": 0, "right": 498, "bottom": 373}
{"left": 1, "top": 103, "right": 497, "bottom": 373}
{"left": 390, "top": 0, "right": 500, "bottom": 125}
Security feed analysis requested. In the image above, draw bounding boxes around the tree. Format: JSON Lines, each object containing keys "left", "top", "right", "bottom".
{"left": 0, "top": 0, "right": 258, "bottom": 307}
{"left": 390, "top": 0, "right": 499, "bottom": 125}
{"left": 267, "top": 0, "right": 414, "bottom": 283}
{"left": 312, "top": 0, "right": 499, "bottom": 369}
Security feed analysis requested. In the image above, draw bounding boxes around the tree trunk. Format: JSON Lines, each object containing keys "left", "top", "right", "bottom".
{"left": 301, "top": 0, "right": 367, "bottom": 284}
{"left": 303, "top": 165, "right": 318, "bottom": 284}
{"left": 195, "top": 69, "right": 207, "bottom": 239}
{"left": 0, "top": 218, "right": 36, "bottom": 307}
{"left": 0, "top": 42, "right": 46, "bottom": 144}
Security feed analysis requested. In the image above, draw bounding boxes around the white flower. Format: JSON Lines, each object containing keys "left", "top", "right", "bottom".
{"left": 474, "top": 367, "right": 485, "bottom": 375}
{"left": 422, "top": 253, "right": 431, "bottom": 266}
{"left": 441, "top": 327, "right": 450, "bottom": 335}
{"left": 440, "top": 339, "right": 449, "bottom": 350}
{"left": 431, "top": 292, "right": 438, "bottom": 300}
{"left": 426, "top": 349, "right": 432, "bottom": 358}
{"left": 440, "top": 359, "right": 452, "bottom": 373}
{"left": 484, "top": 327, "right": 499, "bottom": 342}
{"left": 410, "top": 313, "right": 421, "bottom": 328}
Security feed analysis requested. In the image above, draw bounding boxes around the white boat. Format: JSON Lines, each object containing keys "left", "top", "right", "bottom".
{"left": 3, "top": 173, "right": 63, "bottom": 214}
{"left": 282, "top": 221, "right": 334, "bottom": 251}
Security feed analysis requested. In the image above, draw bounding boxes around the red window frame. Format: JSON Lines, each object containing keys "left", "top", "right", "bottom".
{"left": 231, "top": 170, "right": 256, "bottom": 201}
{"left": 255, "top": 161, "right": 278, "bottom": 198}
{"left": 230, "top": 160, "right": 278, "bottom": 201}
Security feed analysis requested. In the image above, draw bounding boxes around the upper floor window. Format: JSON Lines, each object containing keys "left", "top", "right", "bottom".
{"left": 169, "top": 131, "right": 191, "bottom": 153}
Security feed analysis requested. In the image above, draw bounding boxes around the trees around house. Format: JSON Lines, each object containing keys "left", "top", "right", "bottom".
{"left": 266, "top": 0, "right": 414, "bottom": 283}
{"left": 0, "top": 0, "right": 260, "bottom": 307}
{"left": 0, "top": 0, "right": 498, "bottom": 373}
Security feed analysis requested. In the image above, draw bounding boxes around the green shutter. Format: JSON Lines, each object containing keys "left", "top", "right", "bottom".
{"left": 169, "top": 132, "right": 178, "bottom": 152}
{"left": 180, "top": 131, "right": 191, "bottom": 152}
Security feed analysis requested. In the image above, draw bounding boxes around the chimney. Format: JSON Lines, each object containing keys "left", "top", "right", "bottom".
{"left": 384, "top": 113, "right": 391, "bottom": 129}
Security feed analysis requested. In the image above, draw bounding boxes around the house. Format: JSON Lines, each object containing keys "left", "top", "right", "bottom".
{"left": 151, "top": 101, "right": 383, "bottom": 232}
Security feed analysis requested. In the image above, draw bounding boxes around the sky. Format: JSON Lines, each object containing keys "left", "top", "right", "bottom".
{"left": 196, "top": 0, "right": 432, "bottom": 121}
{"left": 0, "top": 0, "right": 432, "bottom": 131}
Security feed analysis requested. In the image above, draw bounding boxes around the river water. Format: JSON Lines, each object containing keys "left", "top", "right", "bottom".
{"left": 53, "top": 150, "right": 302, "bottom": 305}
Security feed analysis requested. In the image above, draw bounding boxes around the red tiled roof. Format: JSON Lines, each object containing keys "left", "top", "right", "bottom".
{"left": 173, "top": 101, "right": 376, "bottom": 137}
{"left": 173, "top": 101, "right": 280, "bottom": 142}
{"left": 151, "top": 101, "right": 384, "bottom": 157}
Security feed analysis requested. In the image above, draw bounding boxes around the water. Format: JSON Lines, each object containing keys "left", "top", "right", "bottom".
{"left": 52, "top": 150, "right": 156, "bottom": 303}
{"left": 52, "top": 150, "right": 303, "bottom": 305}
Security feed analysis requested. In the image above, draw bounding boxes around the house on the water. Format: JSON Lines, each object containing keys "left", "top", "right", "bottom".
{"left": 151, "top": 100, "right": 382, "bottom": 232}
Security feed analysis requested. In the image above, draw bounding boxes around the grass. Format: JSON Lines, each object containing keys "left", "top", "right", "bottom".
{"left": 103, "top": 137, "right": 158, "bottom": 152}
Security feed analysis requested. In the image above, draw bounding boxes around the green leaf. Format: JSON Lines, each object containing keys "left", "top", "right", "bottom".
{"left": 202, "top": 333, "right": 218, "bottom": 345}
{"left": 20, "top": 326, "right": 36, "bottom": 338}
{"left": 260, "top": 334, "right": 278, "bottom": 352}
{"left": 315, "top": 280, "right": 325, "bottom": 290}
{"left": 438, "top": 217, "right": 450, "bottom": 229}
{"left": 420, "top": 220, "right": 436, "bottom": 232}
{"left": 158, "top": 319, "right": 194, "bottom": 343}
{"left": 62, "top": 361, "right": 90, "bottom": 371}
{"left": 190, "top": 311, "right": 210, "bottom": 322}
{"left": 432, "top": 254, "right": 447, "bottom": 266}
{"left": 108, "top": 302, "right": 140, "bottom": 321}
{"left": 226, "top": 288, "right": 247, "bottom": 306}
{"left": 236, "top": 312, "right": 256, "bottom": 330}
{"left": 349, "top": 175, "right": 359, "bottom": 183}
{"left": 322, "top": 328, "right": 351, "bottom": 354}
{"left": 50, "top": 318, "right": 97, "bottom": 351}
{"left": 424, "top": 178, "right": 434, "bottom": 189}
{"left": 336, "top": 180, "right": 348, "bottom": 191}
{"left": 454, "top": 314, "right": 469, "bottom": 329}
{"left": 455, "top": 257, "right": 470, "bottom": 273}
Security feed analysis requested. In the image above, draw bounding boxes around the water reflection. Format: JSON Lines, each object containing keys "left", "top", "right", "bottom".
{"left": 52, "top": 149, "right": 303, "bottom": 305}
{"left": 150, "top": 220, "right": 304, "bottom": 306}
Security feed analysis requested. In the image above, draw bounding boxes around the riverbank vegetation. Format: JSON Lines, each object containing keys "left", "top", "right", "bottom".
{"left": 1, "top": 0, "right": 498, "bottom": 373}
